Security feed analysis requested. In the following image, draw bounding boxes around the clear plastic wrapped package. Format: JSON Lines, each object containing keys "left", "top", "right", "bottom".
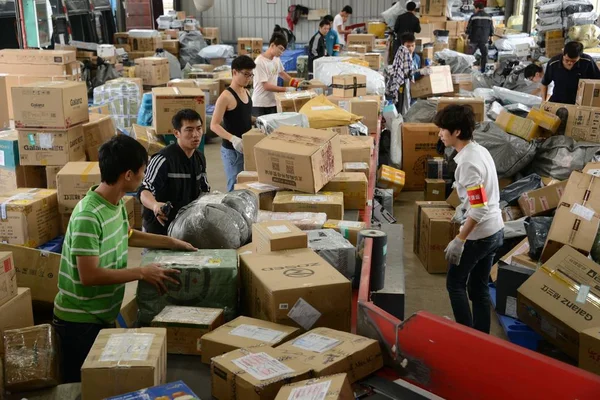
{"left": 256, "top": 112, "right": 309, "bottom": 134}
{"left": 499, "top": 174, "right": 543, "bottom": 208}
{"left": 93, "top": 79, "right": 141, "bottom": 130}
{"left": 257, "top": 211, "right": 327, "bottom": 230}
{"left": 307, "top": 229, "right": 356, "bottom": 279}
{"left": 434, "top": 49, "right": 476, "bottom": 74}
{"left": 492, "top": 86, "right": 542, "bottom": 107}
{"left": 314, "top": 57, "right": 386, "bottom": 96}
{"left": 530, "top": 135, "right": 600, "bottom": 180}
{"left": 404, "top": 99, "right": 439, "bottom": 123}
{"left": 178, "top": 31, "right": 208, "bottom": 67}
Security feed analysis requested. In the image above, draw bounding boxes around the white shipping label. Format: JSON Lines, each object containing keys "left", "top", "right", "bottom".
{"left": 292, "top": 333, "right": 340, "bottom": 353}
{"left": 287, "top": 380, "right": 332, "bottom": 400}
{"left": 287, "top": 298, "right": 322, "bottom": 331}
{"left": 571, "top": 203, "right": 596, "bottom": 221}
{"left": 586, "top": 168, "right": 600, "bottom": 177}
{"left": 248, "top": 182, "right": 280, "bottom": 191}
{"left": 99, "top": 333, "right": 155, "bottom": 362}
{"left": 231, "top": 352, "right": 295, "bottom": 381}
{"left": 38, "top": 133, "right": 54, "bottom": 150}
{"left": 505, "top": 296, "right": 518, "bottom": 319}
{"left": 229, "top": 324, "right": 287, "bottom": 343}
{"left": 338, "top": 221, "right": 363, "bottom": 228}
{"left": 292, "top": 195, "right": 328, "bottom": 203}
{"left": 432, "top": 190, "right": 440, "bottom": 195}
{"left": 344, "top": 162, "right": 368, "bottom": 169}
{"left": 268, "top": 225, "right": 292, "bottom": 234}
{"left": 576, "top": 285, "right": 590, "bottom": 304}
{"left": 311, "top": 106, "right": 335, "bottom": 111}
{"left": 0, "top": 150, "right": 4, "bottom": 166}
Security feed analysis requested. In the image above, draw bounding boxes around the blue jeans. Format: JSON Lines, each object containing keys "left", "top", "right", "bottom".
{"left": 446, "top": 229, "right": 503, "bottom": 333}
{"left": 221, "top": 146, "right": 244, "bottom": 192}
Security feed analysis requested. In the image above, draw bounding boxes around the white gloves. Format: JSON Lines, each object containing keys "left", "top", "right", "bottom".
{"left": 419, "top": 67, "right": 432, "bottom": 76}
{"left": 445, "top": 236, "right": 466, "bottom": 265}
{"left": 230, "top": 136, "right": 243, "bottom": 153}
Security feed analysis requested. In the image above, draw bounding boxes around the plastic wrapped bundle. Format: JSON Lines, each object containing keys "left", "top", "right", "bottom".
{"left": 492, "top": 86, "right": 542, "bottom": 107}
{"left": 197, "top": 191, "right": 258, "bottom": 239}
{"left": 525, "top": 216, "right": 553, "bottom": 261}
{"left": 381, "top": 2, "right": 405, "bottom": 26}
{"left": 499, "top": 174, "right": 542, "bottom": 208}
{"left": 257, "top": 211, "right": 327, "bottom": 230}
{"left": 563, "top": 0, "right": 594, "bottom": 14}
{"left": 154, "top": 49, "right": 182, "bottom": 79}
{"left": 529, "top": 135, "right": 600, "bottom": 180}
{"left": 199, "top": 44, "right": 235, "bottom": 59}
{"left": 137, "top": 250, "right": 238, "bottom": 324}
{"left": 256, "top": 112, "right": 309, "bottom": 134}
{"left": 314, "top": 57, "right": 386, "bottom": 95}
{"left": 434, "top": 49, "right": 476, "bottom": 74}
{"left": 178, "top": 31, "right": 208, "bottom": 68}
{"left": 404, "top": 99, "right": 439, "bottom": 123}
{"left": 93, "top": 79, "right": 141, "bottom": 130}
{"left": 307, "top": 229, "right": 356, "bottom": 279}
{"left": 566, "top": 11, "right": 598, "bottom": 27}
{"left": 568, "top": 24, "right": 600, "bottom": 48}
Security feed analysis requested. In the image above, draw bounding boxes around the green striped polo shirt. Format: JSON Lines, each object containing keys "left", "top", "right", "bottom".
{"left": 53, "top": 186, "right": 130, "bottom": 324}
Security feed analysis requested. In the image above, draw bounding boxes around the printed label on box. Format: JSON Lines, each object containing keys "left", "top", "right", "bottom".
{"left": 337, "top": 221, "right": 363, "bottom": 228}
{"left": 571, "top": 203, "right": 595, "bottom": 221}
{"left": 505, "top": 296, "right": 517, "bottom": 319}
{"left": 99, "top": 333, "right": 155, "bottom": 362}
{"left": 229, "top": 324, "right": 287, "bottom": 343}
{"left": 292, "top": 333, "right": 340, "bottom": 353}
{"left": 288, "top": 380, "right": 332, "bottom": 400}
{"left": 292, "top": 195, "right": 328, "bottom": 203}
{"left": 287, "top": 298, "right": 322, "bottom": 331}
{"left": 268, "top": 225, "right": 292, "bottom": 234}
{"left": 231, "top": 352, "right": 295, "bottom": 381}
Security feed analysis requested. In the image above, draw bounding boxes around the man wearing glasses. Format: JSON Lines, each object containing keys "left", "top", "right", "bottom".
{"left": 252, "top": 33, "right": 304, "bottom": 117}
{"left": 541, "top": 42, "right": 600, "bottom": 104}
{"left": 139, "top": 109, "right": 210, "bottom": 235}
{"left": 211, "top": 55, "right": 257, "bottom": 191}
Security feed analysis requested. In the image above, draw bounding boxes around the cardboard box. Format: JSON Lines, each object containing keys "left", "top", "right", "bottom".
{"left": 56, "top": 162, "right": 101, "bottom": 214}
{"left": 527, "top": 108, "right": 561, "bottom": 134}
{"left": 161, "top": 39, "right": 180, "bottom": 56}
{"left": 254, "top": 126, "right": 342, "bottom": 194}
{"left": 364, "top": 53, "right": 382, "bottom": 70}
{"left": 81, "top": 328, "right": 167, "bottom": 400}
{"left": 277, "top": 327, "right": 382, "bottom": 382}
{"left": 340, "top": 135, "right": 373, "bottom": 167}
{"left": 437, "top": 97, "right": 485, "bottom": 122}
{"left": 540, "top": 171, "right": 600, "bottom": 262}
{"left": 321, "top": 172, "right": 367, "bottom": 210}
{"left": 322, "top": 220, "right": 366, "bottom": 246}
{"left": 12, "top": 81, "right": 88, "bottom": 129}
{"left": 579, "top": 328, "right": 600, "bottom": 376}
{"left": 495, "top": 110, "right": 542, "bottom": 141}
{"left": 377, "top": 165, "right": 405, "bottom": 198}
{"left": 106, "top": 381, "right": 199, "bottom": 400}
{"left": 332, "top": 74, "right": 367, "bottom": 98}
{"left": 451, "top": 73, "right": 474, "bottom": 92}
{"left": 116, "top": 292, "right": 138, "bottom": 328}
{"left": 152, "top": 87, "right": 206, "bottom": 135}
{"left": 234, "top": 182, "right": 281, "bottom": 211}
{"left": 418, "top": 207, "right": 460, "bottom": 273}
{"left": 0, "top": 252, "right": 17, "bottom": 308}
{"left": 275, "top": 90, "right": 318, "bottom": 113}
{"left": 211, "top": 346, "right": 312, "bottom": 400}
{"left": 517, "top": 246, "right": 600, "bottom": 359}
{"left": 128, "top": 36, "right": 162, "bottom": 52}
{"left": 541, "top": 102, "right": 600, "bottom": 143}
{"left": 348, "top": 98, "right": 379, "bottom": 134}
{"left": 253, "top": 221, "right": 308, "bottom": 253}
{"left": 239, "top": 248, "right": 352, "bottom": 331}
{"left": 201, "top": 316, "right": 300, "bottom": 364}
{"left": 242, "top": 129, "right": 266, "bottom": 171}
{"left": 401, "top": 123, "right": 440, "bottom": 191}
{"left": 237, "top": 170, "right": 259, "bottom": 184}
{"left": 490, "top": 237, "right": 532, "bottom": 281}
{"left": 0, "top": 287, "right": 34, "bottom": 357}
{"left": 0, "top": 165, "right": 46, "bottom": 192}
{"left": 502, "top": 205, "right": 524, "bottom": 222}
{"left": 347, "top": 44, "right": 367, "bottom": 53}
{"left": 127, "top": 51, "right": 155, "bottom": 61}
{"left": 45, "top": 165, "right": 62, "bottom": 189}
{"left": 273, "top": 191, "right": 344, "bottom": 220}
{"left": 422, "top": 0, "right": 448, "bottom": 16}
{"left": 343, "top": 161, "right": 370, "bottom": 177}
{"left": 135, "top": 57, "right": 170, "bottom": 86}
{"left": 194, "top": 78, "right": 220, "bottom": 105}
{"left": 0, "top": 49, "right": 76, "bottom": 65}
{"left": 0, "top": 61, "right": 80, "bottom": 77}
{"left": 3, "top": 324, "right": 60, "bottom": 392}
{"left": 274, "top": 373, "right": 354, "bottom": 400}
{"left": 83, "top": 114, "right": 115, "bottom": 161}
{"left": 17, "top": 125, "right": 86, "bottom": 166}
{"left": 576, "top": 79, "right": 600, "bottom": 108}
{"left": 347, "top": 34, "right": 375, "bottom": 52}
{"left": 237, "top": 37, "right": 263, "bottom": 58}
{"left": 517, "top": 180, "right": 567, "bottom": 217}
{"left": 411, "top": 65, "right": 453, "bottom": 98}
{"left": 130, "top": 124, "right": 165, "bottom": 156}
{"left": 326, "top": 125, "right": 351, "bottom": 135}
{"left": 150, "top": 306, "right": 224, "bottom": 355}
{"left": 0, "top": 189, "right": 59, "bottom": 247}
{"left": 424, "top": 178, "right": 447, "bottom": 201}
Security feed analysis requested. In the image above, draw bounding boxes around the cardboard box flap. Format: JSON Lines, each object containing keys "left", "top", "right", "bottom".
{"left": 0, "top": 188, "right": 57, "bottom": 209}
{"left": 202, "top": 316, "right": 300, "bottom": 349}
{"left": 257, "top": 126, "right": 338, "bottom": 156}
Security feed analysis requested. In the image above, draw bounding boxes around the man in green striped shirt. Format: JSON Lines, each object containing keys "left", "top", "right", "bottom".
{"left": 53, "top": 135, "right": 196, "bottom": 383}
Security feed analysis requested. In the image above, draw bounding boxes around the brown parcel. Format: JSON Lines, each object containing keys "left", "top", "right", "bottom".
{"left": 45, "top": 165, "right": 62, "bottom": 189}
{"left": 411, "top": 65, "right": 453, "bottom": 98}
{"left": 127, "top": 36, "right": 162, "bottom": 52}
{"left": 424, "top": 178, "right": 447, "bottom": 201}
{"left": 275, "top": 90, "right": 318, "bottom": 113}
{"left": 150, "top": 306, "right": 224, "bottom": 356}
{"left": 0, "top": 252, "right": 17, "bottom": 308}
{"left": 83, "top": 114, "right": 115, "bottom": 161}
{"left": 0, "top": 189, "right": 60, "bottom": 247}
{"left": 237, "top": 37, "right": 263, "bottom": 58}
{"left": 580, "top": 328, "right": 600, "bottom": 376}
{"left": 201, "top": 316, "right": 300, "bottom": 364}
{"left": 413, "top": 201, "right": 449, "bottom": 256}
{"left": 273, "top": 191, "right": 344, "bottom": 220}
{"left": 254, "top": 126, "right": 342, "bottom": 194}
{"left": 421, "top": 0, "right": 448, "bottom": 16}
{"left": 346, "top": 34, "right": 376, "bottom": 52}
{"left": 152, "top": 87, "right": 206, "bottom": 135}
{"left": 252, "top": 221, "right": 308, "bottom": 253}
{"left": 237, "top": 170, "right": 259, "bottom": 184}
{"left": 234, "top": 182, "right": 281, "bottom": 211}
{"left": 17, "top": 125, "right": 86, "bottom": 166}
{"left": 419, "top": 207, "right": 460, "bottom": 273}
{"left": 0, "top": 166, "right": 46, "bottom": 192}
{"left": 3, "top": 324, "right": 60, "bottom": 392}
{"left": 437, "top": 97, "right": 485, "bottom": 122}
{"left": 11, "top": 81, "right": 88, "bottom": 129}
{"left": 343, "top": 161, "right": 370, "bottom": 178}
{"left": 402, "top": 123, "right": 440, "bottom": 191}
{"left": 340, "top": 135, "right": 373, "bottom": 169}
{"left": 332, "top": 74, "right": 367, "bottom": 98}
{"left": 495, "top": 110, "right": 542, "bottom": 141}
{"left": 0, "top": 287, "right": 34, "bottom": 357}
{"left": 323, "top": 220, "right": 367, "bottom": 246}
{"left": 0, "top": 49, "right": 76, "bottom": 65}
{"left": 211, "top": 346, "right": 312, "bottom": 400}
{"left": 576, "top": 79, "right": 600, "bottom": 108}
{"left": 517, "top": 180, "right": 567, "bottom": 217}
{"left": 526, "top": 108, "right": 561, "bottom": 134}
{"left": 321, "top": 172, "right": 368, "bottom": 210}
{"left": 242, "top": 128, "right": 266, "bottom": 171}
{"left": 0, "top": 244, "right": 59, "bottom": 306}
{"left": 274, "top": 373, "right": 354, "bottom": 400}
{"left": 517, "top": 246, "right": 600, "bottom": 360}
{"left": 541, "top": 102, "right": 600, "bottom": 143}
{"left": 81, "top": 328, "right": 167, "bottom": 400}
{"left": 349, "top": 98, "right": 379, "bottom": 134}
{"left": 239, "top": 248, "right": 352, "bottom": 332}
{"left": 135, "top": 57, "right": 170, "bottom": 86}
{"left": 56, "top": 162, "right": 101, "bottom": 214}
{"left": 502, "top": 205, "right": 525, "bottom": 222}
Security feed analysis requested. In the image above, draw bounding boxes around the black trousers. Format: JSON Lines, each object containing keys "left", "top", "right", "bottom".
{"left": 252, "top": 106, "right": 277, "bottom": 118}
{"left": 471, "top": 41, "right": 488, "bottom": 73}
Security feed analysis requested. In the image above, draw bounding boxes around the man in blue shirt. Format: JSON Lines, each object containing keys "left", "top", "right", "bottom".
{"left": 323, "top": 15, "right": 341, "bottom": 56}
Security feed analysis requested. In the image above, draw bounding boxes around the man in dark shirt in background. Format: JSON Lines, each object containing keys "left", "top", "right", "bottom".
{"left": 466, "top": 2, "right": 494, "bottom": 73}
{"left": 308, "top": 19, "right": 331, "bottom": 77}
{"left": 393, "top": 2, "right": 420, "bottom": 57}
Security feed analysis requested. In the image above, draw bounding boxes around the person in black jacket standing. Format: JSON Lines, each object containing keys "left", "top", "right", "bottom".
{"left": 466, "top": 2, "right": 494, "bottom": 73}
{"left": 308, "top": 19, "right": 331, "bottom": 77}
{"left": 393, "top": 2, "right": 420, "bottom": 57}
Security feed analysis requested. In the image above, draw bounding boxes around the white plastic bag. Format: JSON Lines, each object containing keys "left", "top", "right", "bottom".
{"left": 198, "top": 44, "right": 234, "bottom": 59}
{"left": 390, "top": 115, "right": 403, "bottom": 167}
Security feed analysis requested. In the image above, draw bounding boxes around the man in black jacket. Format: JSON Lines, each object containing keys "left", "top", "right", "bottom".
{"left": 466, "top": 2, "right": 494, "bottom": 73}
{"left": 393, "top": 2, "right": 420, "bottom": 57}
{"left": 308, "top": 19, "right": 331, "bottom": 76}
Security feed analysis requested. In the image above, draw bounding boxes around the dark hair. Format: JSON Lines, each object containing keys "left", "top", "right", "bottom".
{"left": 564, "top": 41, "right": 583, "bottom": 58}
{"left": 99, "top": 135, "right": 148, "bottom": 185}
{"left": 434, "top": 105, "right": 475, "bottom": 141}
{"left": 406, "top": 2, "right": 416, "bottom": 11}
{"left": 475, "top": 2, "right": 485, "bottom": 9}
{"left": 323, "top": 14, "right": 334, "bottom": 23}
{"left": 401, "top": 33, "right": 416, "bottom": 45}
{"left": 269, "top": 32, "right": 288, "bottom": 48}
{"left": 231, "top": 55, "right": 256, "bottom": 71}
{"left": 342, "top": 5, "right": 353, "bottom": 14}
{"left": 319, "top": 19, "right": 331, "bottom": 28}
{"left": 523, "top": 63, "right": 543, "bottom": 79}
{"left": 172, "top": 109, "right": 203, "bottom": 132}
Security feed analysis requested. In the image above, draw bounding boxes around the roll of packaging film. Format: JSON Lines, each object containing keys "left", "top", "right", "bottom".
{"left": 356, "top": 229, "right": 387, "bottom": 291}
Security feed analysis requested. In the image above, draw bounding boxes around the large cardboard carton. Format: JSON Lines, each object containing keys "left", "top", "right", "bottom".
{"left": 201, "top": 316, "right": 300, "bottom": 364}
{"left": 321, "top": 172, "right": 367, "bottom": 210}
{"left": 275, "top": 373, "right": 354, "bottom": 400}
{"left": 130, "top": 124, "right": 165, "bottom": 156}
{"left": 517, "top": 180, "right": 567, "bottom": 217}
{"left": 234, "top": 182, "right": 281, "bottom": 211}
{"left": 56, "top": 162, "right": 101, "bottom": 214}
{"left": 421, "top": 0, "right": 448, "bottom": 16}
{"left": 377, "top": 165, "right": 406, "bottom": 198}
{"left": 135, "top": 57, "right": 170, "bottom": 86}
{"left": 152, "top": 87, "right": 206, "bottom": 135}
{"left": 527, "top": 108, "right": 561, "bottom": 134}
{"left": 0, "top": 243, "right": 60, "bottom": 306}
{"left": 237, "top": 170, "right": 259, "bottom": 183}
{"left": 401, "top": 123, "right": 439, "bottom": 191}
{"left": 0, "top": 61, "right": 80, "bottom": 77}
{"left": 211, "top": 346, "right": 312, "bottom": 400}
{"left": 0, "top": 287, "right": 33, "bottom": 357}
{"left": 11, "top": 81, "right": 88, "bottom": 129}
{"left": 579, "top": 328, "right": 600, "bottom": 376}
{"left": 437, "top": 97, "right": 485, "bottom": 122}
{"left": 150, "top": 306, "right": 224, "bottom": 355}
{"left": 576, "top": 79, "right": 600, "bottom": 108}
{"left": 81, "top": 328, "right": 167, "bottom": 400}
{"left": 346, "top": 34, "right": 375, "bottom": 52}
{"left": 495, "top": 110, "right": 542, "bottom": 141}
{"left": 273, "top": 191, "right": 344, "bottom": 220}
{"left": 254, "top": 126, "right": 342, "bottom": 193}
{"left": 275, "top": 90, "right": 318, "bottom": 113}
{"left": 340, "top": 135, "right": 373, "bottom": 169}
{"left": 239, "top": 248, "right": 352, "bottom": 332}
{"left": 277, "top": 327, "right": 383, "bottom": 382}
{"left": 343, "top": 161, "right": 369, "bottom": 177}
{"left": 127, "top": 36, "right": 162, "bottom": 52}
{"left": 237, "top": 37, "right": 263, "bottom": 58}
{"left": 45, "top": 165, "right": 62, "bottom": 189}
{"left": 0, "top": 252, "right": 17, "bottom": 308}
{"left": 411, "top": 66, "right": 453, "bottom": 98}
{"left": 252, "top": 221, "right": 308, "bottom": 253}
{"left": 424, "top": 178, "right": 448, "bottom": 201}
{"left": 0, "top": 49, "right": 76, "bottom": 65}
{"left": 332, "top": 74, "right": 367, "bottom": 98}
{"left": 17, "top": 125, "right": 86, "bottom": 166}
{"left": 413, "top": 201, "right": 449, "bottom": 256}
{"left": 364, "top": 53, "right": 382, "bottom": 70}
{"left": 82, "top": 114, "right": 115, "bottom": 161}
{"left": 418, "top": 207, "right": 460, "bottom": 273}
{"left": 348, "top": 98, "right": 379, "bottom": 134}
{"left": 242, "top": 128, "right": 266, "bottom": 171}
{"left": 0, "top": 165, "right": 46, "bottom": 192}
{"left": 323, "top": 220, "right": 366, "bottom": 246}
{"left": 0, "top": 189, "right": 59, "bottom": 247}
{"left": 541, "top": 102, "right": 600, "bottom": 143}
{"left": 517, "top": 246, "right": 600, "bottom": 359}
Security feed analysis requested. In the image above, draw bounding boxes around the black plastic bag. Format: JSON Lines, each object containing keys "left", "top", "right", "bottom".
{"left": 93, "top": 58, "right": 119, "bottom": 89}
{"left": 525, "top": 216, "right": 553, "bottom": 261}
{"left": 499, "top": 174, "right": 542, "bottom": 208}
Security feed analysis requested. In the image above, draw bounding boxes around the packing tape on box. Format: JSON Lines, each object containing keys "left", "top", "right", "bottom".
{"left": 81, "top": 163, "right": 97, "bottom": 183}
{"left": 541, "top": 265, "right": 600, "bottom": 308}
{"left": 1, "top": 189, "right": 38, "bottom": 220}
